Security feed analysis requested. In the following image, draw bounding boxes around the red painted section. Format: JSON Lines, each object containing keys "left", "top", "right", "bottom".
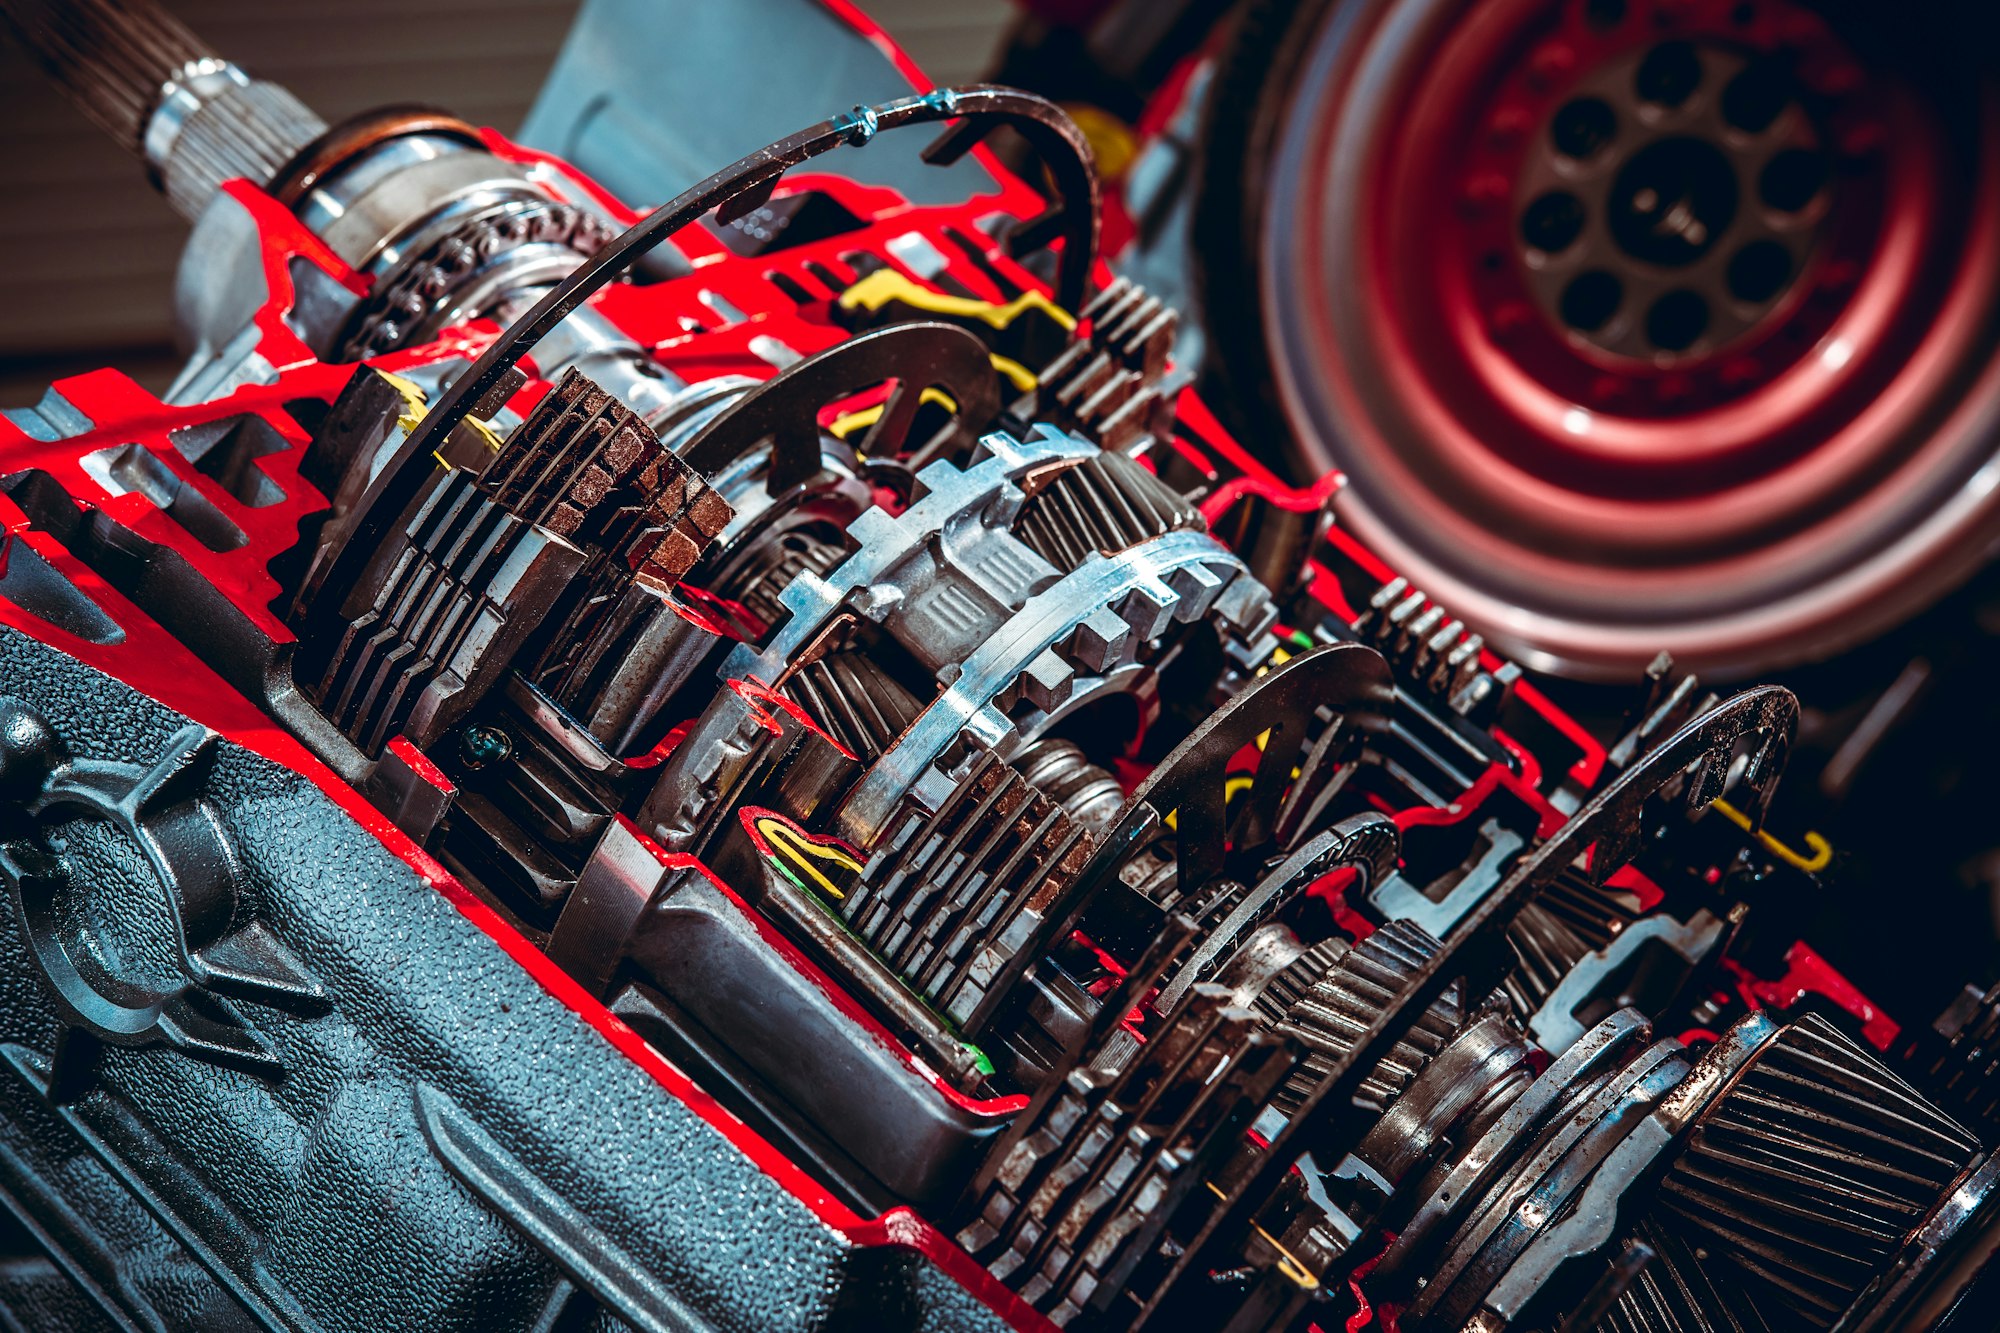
{"left": 0, "top": 126, "right": 1068, "bottom": 1329}
{"left": 1736, "top": 940, "right": 1902, "bottom": 1052}
{"left": 387, "top": 735, "right": 456, "bottom": 795}
{"left": 0, "top": 81, "right": 1886, "bottom": 1329}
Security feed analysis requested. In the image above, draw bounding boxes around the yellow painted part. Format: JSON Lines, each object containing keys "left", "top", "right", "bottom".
{"left": 756, "top": 816, "right": 864, "bottom": 899}
{"left": 1710, "top": 797, "right": 1833, "bottom": 873}
{"left": 827, "top": 355, "right": 1034, "bottom": 441}
{"left": 827, "top": 407, "right": 879, "bottom": 440}
{"left": 379, "top": 369, "right": 428, "bottom": 413}
{"left": 1204, "top": 1182, "right": 1318, "bottom": 1290}
{"left": 990, "top": 354, "right": 1037, "bottom": 392}
{"left": 761, "top": 817, "right": 863, "bottom": 875}
{"left": 1260, "top": 1228, "right": 1319, "bottom": 1291}
{"left": 1255, "top": 646, "right": 1293, "bottom": 682}
{"left": 837, "top": 268, "right": 1077, "bottom": 332}
{"left": 468, "top": 417, "right": 503, "bottom": 452}
{"left": 1166, "top": 773, "right": 1257, "bottom": 833}
{"left": 1064, "top": 103, "right": 1139, "bottom": 181}
{"left": 828, "top": 386, "right": 960, "bottom": 440}
{"left": 381, "top": 368, "right": 503, "bottom": 463}
{"left": 833, "top": 271, "right": 1059, "bottom": 400}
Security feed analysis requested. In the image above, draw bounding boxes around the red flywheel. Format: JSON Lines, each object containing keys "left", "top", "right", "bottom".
{"left": 1197, "top": 0, "right": 2000, "bottom": 678}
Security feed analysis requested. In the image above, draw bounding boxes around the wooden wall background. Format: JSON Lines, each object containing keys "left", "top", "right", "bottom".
{"left": 0, "top": 0, "right": 1012, "bottom": 403}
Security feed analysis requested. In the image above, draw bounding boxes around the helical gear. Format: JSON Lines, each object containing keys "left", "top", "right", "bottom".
{"left": 1276, "top": 919, "right": 1470, "bottom": 1117}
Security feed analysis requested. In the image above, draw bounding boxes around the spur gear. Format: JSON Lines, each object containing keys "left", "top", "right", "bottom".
{"left": 1013, "top": 450, "right": 1201, "bottom": 569}
{"left": 780, "top": 648, "right": 925, "bottom": 765}
{"left": 0, "top": 2, "right": 1995, "bottom": 1326}
{"left": 1584, "top": 1219, "right": 1776, "bottom": 1333}
{"left": 845, "top": 750, "right": 1097, "bottom": 1029}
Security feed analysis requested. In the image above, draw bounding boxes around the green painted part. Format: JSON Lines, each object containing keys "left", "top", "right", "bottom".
{"left": 767, "top": 856, "right": 810, "bottom": 894}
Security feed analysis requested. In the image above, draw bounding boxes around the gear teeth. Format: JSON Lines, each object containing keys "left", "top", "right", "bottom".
{"left": 496, "top": 368, "right": 733, "bottom": 696}
{"left": 1164, "top": 561, "right": 1226, "bottom": 616}
{"left": 1030, "top": 279, "right": 1180, "bottom": 451}
{"left": 782, "top": 649, "right": 923, "bottom": 763}
{"left": 848, "top": 752, "right": 1095, "bottom": 1025}
{"left": 1013, "top": 649, "right": 1075, "bottom": 713}
{"left": 1213, "top": 575, "right": 1280, "bottom": 643}
{"left": 1061, "top": 608, "right": 1133, "bottom": 674}
{"left": 958, "top": 984, "right": 1292, "bottom": 1325}
{"left": 1075, "top": 276, "right": 1178, "bottom": 379}
{"left": 1504, "top": 866, "right": 1642, "bottom": 1016}
{"left": 1911, "top": 981, "right": 2000, "bottom": 1147}
{"left": 1116, "top": 581, "right": 1177, "bottom": 639}
{"left": 310, "top": 470, "right": 576, "bottom": 755}
{"left": 1276, "top": 920, "right": 1467, "bottom": 1116}
{"left": 1352, "top": 576, "right": 1503, "bottom": 715}
{"left": 1583, "top": 1220, "right": 1776, "bottom": 1333}
{"left": 1249, "top": 937, "right": 1348, "bottom": 1028}
{"left": 1013, "top": 450, "right": 1203, "bottom": 571}
{"left": 1654, "top": 1013, "right": 1980, "bottom": 1328}
{"left": 727, "top": 529, "right": 846, "bottom": 633}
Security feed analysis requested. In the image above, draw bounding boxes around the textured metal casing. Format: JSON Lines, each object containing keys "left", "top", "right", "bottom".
{"left": 0, "top": 625, "right": 1011, "bottom": 1333}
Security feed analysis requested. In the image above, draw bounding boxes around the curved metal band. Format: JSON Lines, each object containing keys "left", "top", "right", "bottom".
{"left": 266, "top": 103, "right": 484, "bottom": 205}
{"left": 678, "top": 320, "right": 1001, "bottom": 492}
{"left": 1077, "top": 642, "right": 1396, "bottom": 907}
{"left": 289, "top": 85, "right": 1098, "bottom": 631}
{"left": 1130, "top": 683, "right": 1799, "bottom": 1326}
{"left": 1155, "top": 810, "right": 1401, "bottom": 1014}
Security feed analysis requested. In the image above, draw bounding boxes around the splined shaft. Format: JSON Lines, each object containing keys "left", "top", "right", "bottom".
{"left": 0, "top": 0, "right": 208, "bottom": 151}
{"left": 0, "top": 0, "right": 324, "bottom": 218}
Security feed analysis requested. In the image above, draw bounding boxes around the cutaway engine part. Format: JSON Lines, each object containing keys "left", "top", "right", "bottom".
{"left": 0, "top": 3, "right": 1991, "bottom": 1330}
{"left": 1276, "top": 918, "right": 1479, "bottom": 1118}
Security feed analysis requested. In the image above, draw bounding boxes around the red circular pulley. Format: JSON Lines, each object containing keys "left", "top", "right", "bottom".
{"left": 1198, "top": 0, "right": 2000, "bottom": 679}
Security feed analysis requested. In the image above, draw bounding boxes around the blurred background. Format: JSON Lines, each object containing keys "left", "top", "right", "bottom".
{"left": 0, "top": 0, "right": 1014, "bottom": 403}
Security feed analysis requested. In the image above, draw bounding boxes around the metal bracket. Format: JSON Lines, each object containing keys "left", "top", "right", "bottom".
{"left": 0, "top": 700, "right": 327, "bottom": 1097}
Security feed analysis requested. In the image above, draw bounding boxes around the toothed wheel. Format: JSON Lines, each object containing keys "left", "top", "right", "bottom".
{"left": 1025, "top": 277, "right": 1181, "bottom": 453}
{"left": 1014, "top": 450, "right": 1202, "bottom": 569}
{"left": 847, "top": 751, "right": 1096, "bottom": 1028}
{"left": 1561, "top": 1219, "right": 1775, "bottom": 1333}
{"left": 1654, "top": 1013, "right": 1982, "bottom": 1327}
{"left": 1276, "top": 919, "right": 1469, "bottom": 1116}
{"left": 782, "top": 649, "right": 923, "bottom": 764}
{"left": 1248, "top": 935, "right": 1349, "bottom": 1028}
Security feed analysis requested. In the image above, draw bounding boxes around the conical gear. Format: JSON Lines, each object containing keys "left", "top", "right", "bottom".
{"left": 1585, "top": 1219, "right": 1775, "bottom": 1333}
{"left": 1655, "top": 1013, "right": 1982, "bottom": 1328}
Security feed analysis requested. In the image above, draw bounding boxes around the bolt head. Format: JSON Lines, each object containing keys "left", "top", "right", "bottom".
{"left": 0, "top": 701, "right": 59, "bottom": 805}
